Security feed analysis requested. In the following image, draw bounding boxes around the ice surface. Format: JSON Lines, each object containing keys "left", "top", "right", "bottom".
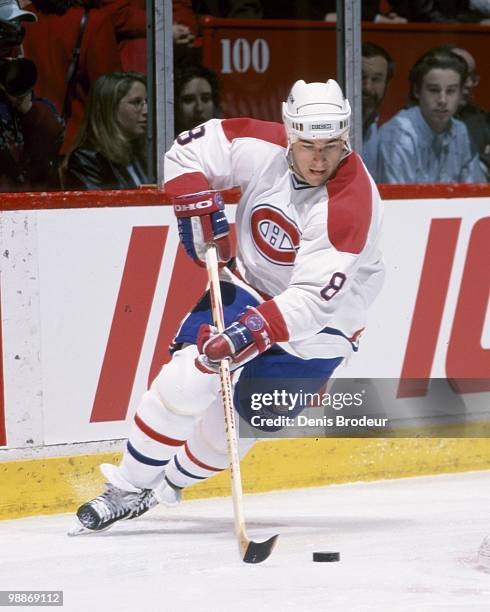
{"left": 1, "top": 471, "right": 490, "bottom": 612}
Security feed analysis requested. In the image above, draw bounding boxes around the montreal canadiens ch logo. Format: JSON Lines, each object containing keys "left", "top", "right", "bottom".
{"left": 250, "top": 205, "right": 301, "bottom": 265}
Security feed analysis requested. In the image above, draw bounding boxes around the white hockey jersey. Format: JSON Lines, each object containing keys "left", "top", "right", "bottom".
{"left": 165, "top": 118, "right": 385, "bottom": 360}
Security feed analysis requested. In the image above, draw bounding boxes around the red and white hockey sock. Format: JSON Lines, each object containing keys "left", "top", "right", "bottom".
{"left": 164, "top": 410, "right": 256, "bottom": 489}
{"left": 118, "top": 390, "right": 197, "bottom": 490}
{"left": 118, "top": 345, "right": 221, "bottom": 490}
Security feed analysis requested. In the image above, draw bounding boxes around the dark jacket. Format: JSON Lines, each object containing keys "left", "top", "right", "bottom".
{"left": 0, "top": 92, "right": 64, "bottom": 191}
{"left": 457, "top": 102, "right": 490, "bottom": 179}
{"left": 65, "top": 147, "right": 148, "bottom": 190}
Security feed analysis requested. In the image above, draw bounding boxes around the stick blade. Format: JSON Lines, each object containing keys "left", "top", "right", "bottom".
{"left": 242, "top": 534, "right": 279, "bottom": 564}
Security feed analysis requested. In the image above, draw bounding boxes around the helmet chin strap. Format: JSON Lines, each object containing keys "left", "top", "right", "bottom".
{"left": 286, "top": 148, "right": 308, "bottom": 184}
{"left": 340, "top": 140, "right": 352, "bottom": 159}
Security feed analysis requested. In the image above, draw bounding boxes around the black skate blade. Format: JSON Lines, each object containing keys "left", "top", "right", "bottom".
{"left": 242, "top": 534, "right": 279, "bottom": 564}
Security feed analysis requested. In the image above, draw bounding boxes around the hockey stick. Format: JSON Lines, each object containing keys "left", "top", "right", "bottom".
{"left": 205, "top": 244, "right": 279, "bottom": 564}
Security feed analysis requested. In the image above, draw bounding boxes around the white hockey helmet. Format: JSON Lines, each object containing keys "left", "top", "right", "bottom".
{"left": 282, "top": 79, "right": 351, "bottom": 143}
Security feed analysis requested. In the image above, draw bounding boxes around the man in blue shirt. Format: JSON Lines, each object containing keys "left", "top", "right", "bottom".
{"left": 449, "top": 45, "right": 490, "bottom": 180}
{"left": 378, "top": 49, "right": 485, "bottom": 184}
{"left": 362, "top": 42, "right": 394, "bottom": 181}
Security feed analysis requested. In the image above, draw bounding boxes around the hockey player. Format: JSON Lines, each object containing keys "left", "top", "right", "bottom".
{"left": 71, "top": 79, "right": 385, "bottom": 534}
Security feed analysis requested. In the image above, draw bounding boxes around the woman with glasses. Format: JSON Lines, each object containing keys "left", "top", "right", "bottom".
{"left": 64, "top": 71, "right": 148, "bottom": 190}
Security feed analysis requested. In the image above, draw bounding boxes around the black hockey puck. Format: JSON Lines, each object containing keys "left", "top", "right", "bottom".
{"left": 313, "top": 551, "right": 340, "bottom": 562}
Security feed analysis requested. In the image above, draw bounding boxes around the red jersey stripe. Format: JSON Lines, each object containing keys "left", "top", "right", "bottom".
{"left": 165, "top": 172, "right": 210, "bottom": 197}
{"left": 326, "top": 153, "right": 372, "bottom": 254}
{"left": 222, "top": 118, "right": 288, "bottom": 148}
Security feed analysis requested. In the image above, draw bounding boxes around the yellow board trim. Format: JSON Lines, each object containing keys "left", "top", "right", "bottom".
{"left": 2, "top": 437, "right": 490, "bottom": 520}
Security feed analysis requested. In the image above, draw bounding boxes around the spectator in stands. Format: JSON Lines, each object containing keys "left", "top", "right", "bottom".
{"left": 471, "top": 0, "right": 490, "bottom": 12}
{"left": 1, "top": 0, "right": 34, "bottom": 57}
{"left": 103, "top": 1, "right": 197, "bottom": 73}
{"left": 434, "top": 45, "right": 490, "bottom": 179}
{"left": 64, "top": 71, "right": 148, "bottom": 189}
{"left": 22, "top": 0, "right": 122, "bottom": 154}
{"left": 174, "top": 62, "right": 220, "bottom": 135}
{"left": 173, "top": 0, "right": 196, "bottom": 46}
{"left": 100, "top": 0, "right": 147, "bottom": 72}
{"left": 361, "top": 42, "right": 394, "bottom": 181}
{"left": 0, "top": 1, "right": 64, "bottom": 190}
{"left": 378, "top": 49, "right": 485, "bottom": 183}
{"left": 470, "top": 0, "right": 490, "bottom": 21}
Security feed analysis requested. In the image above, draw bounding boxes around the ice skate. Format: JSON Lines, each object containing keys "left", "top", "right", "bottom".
{"left": 67, "top": 463, "right": 182, "bottom": 536}
{"left": 68, "top": 463, "right": 157, "bottom": 535}
{"left": 68, "top": 482, "right": 159, "bottom": 536}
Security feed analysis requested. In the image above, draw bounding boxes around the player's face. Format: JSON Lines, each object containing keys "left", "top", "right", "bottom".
{"left": 362, "top": 55, "right": 389, "bottom": 124}
{"left": 291, "top": 139, "right": 344, "bottom": 186}
{"left": 179, "top": 77, "right": 214, "bottom": 131}
{"left": 117, "top": 81, "right": 148, "bottom": 139}
{"left": 416, "top": 68, "right": 462, "bottom": 133}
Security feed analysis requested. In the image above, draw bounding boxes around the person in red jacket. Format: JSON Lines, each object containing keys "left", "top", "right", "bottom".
{"left": 109, "top": 0, "right": 198, "bottom": 72}
{"left": 100, "top": 0, "right": 147, "bottom": 72}
{"left": 22, "top": 0, "right": 122, "bottom": 154}
{"left": 100, "top": 0, "right": 198, "bottom": 73}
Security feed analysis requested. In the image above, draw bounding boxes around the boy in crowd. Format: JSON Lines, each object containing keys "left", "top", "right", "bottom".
{"left": 378, "top": 49, "right": 485, "bottom": 184}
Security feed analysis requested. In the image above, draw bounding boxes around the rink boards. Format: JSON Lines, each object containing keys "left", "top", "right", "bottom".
{"left": 0, "top": 190, "right": 489, "bottom": 518}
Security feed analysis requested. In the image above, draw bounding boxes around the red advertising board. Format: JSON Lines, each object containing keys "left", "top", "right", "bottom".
{"left": 201, "top": 17, "right": 490, "bottom": 125}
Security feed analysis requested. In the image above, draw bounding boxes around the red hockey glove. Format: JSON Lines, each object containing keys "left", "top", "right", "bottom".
{"left": 195, "top": 307, "right": 274, "bottom": 374}
{"left": 173, "top": 191, "right": 231, "bottom": 266}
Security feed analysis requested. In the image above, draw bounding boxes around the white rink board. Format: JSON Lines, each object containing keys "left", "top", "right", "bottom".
{"left": 36, "top": 206, "right": 181, "bottom": 445}
{"left": 0, "top": 197, "right": 488, "bottom": 449}
{"left": 340, "top": 197, "right": 490, "bottom": 379}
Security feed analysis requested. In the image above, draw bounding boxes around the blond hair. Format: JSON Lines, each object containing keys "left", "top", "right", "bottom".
{"left": 68, "top": 72, "right": 147, "bottom": 167}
